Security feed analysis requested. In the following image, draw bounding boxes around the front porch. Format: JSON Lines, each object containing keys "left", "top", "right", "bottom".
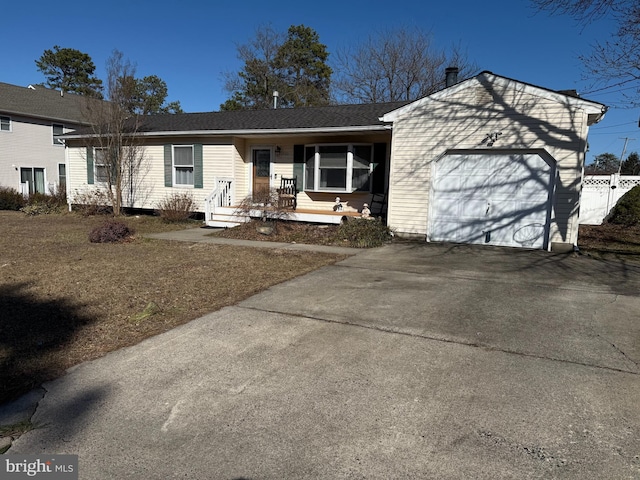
{"left": 203, "top": 177, "right": 373, "bottom": 228}
{"left": 205, "top": 206, "right": 364, "bottom": 228}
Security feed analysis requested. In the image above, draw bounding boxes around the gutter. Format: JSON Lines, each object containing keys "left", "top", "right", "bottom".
{"left": 62, "top": 124, "right": 391, "bottom": 140}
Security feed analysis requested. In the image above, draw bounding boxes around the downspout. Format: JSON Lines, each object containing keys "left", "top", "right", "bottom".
{"left": 63, "top": 139, "right": 72, "bottom": 212}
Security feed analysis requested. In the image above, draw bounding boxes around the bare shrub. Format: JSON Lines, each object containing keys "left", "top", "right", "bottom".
{"left": 72, "top": 189, "right": 112, "bottom": 216}
{"left": 156, "top": 192, "right": 196, "bottom": 223}
{"left": 89, "top": 219, "right": 134, "bottom": 243}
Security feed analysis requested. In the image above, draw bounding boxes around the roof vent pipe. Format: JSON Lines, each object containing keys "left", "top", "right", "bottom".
{"left": 273, "top": 90, "right": 279, "bottom": 109}
{"left": 445, "top": 67, "right": 459, "bottom": 87}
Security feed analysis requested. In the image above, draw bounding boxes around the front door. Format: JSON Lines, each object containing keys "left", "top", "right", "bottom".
{"left": 252, "top": 149, "right": 272, "bottom": 198}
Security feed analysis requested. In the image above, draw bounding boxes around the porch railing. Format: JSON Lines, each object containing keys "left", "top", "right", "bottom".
{"left": 204, "top": 177, "right": 234, "bottom": 221}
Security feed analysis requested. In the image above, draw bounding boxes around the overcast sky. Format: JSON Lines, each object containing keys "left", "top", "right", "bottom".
{"left": 2, "top": 0, "right": 638, "bottom": 163}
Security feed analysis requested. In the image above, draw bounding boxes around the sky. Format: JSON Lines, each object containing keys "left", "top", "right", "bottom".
{"left": 2, "top": 0, "right": 638, "bottom": 165}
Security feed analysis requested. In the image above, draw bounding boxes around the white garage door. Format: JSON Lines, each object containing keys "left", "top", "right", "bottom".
{"left": 429, "top": 153, "right": 553, "bottom": 249}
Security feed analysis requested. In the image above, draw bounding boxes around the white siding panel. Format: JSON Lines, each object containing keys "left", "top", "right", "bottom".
{"left": 0, "top": 115, "right": 79, "bottom": 192}
{"left": 388, "top": 76, "right": 592, "bottom": 248}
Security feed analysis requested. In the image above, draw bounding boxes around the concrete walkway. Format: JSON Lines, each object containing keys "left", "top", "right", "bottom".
{"left": 3, "top": 241, "right": 640, "bottom": 479}
{"left": 145, "top": 226, "right": 365, "bottom": 255}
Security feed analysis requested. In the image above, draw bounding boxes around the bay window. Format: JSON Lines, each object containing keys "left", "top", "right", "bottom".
{"left": 304, "top": 144, "right": 373, "bottom": 192}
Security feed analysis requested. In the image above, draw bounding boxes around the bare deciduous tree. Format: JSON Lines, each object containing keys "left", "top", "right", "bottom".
{"left": 532, "top": 0, "right": 640, "bottom": 106}
{"left": 332, "top": 28, "right": 478, "bottom": 104}
{"left": 83, "top": 50, "right": 148, "bottom": 215}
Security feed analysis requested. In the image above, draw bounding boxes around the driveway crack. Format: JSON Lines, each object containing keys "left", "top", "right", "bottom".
{"left": 239, "top": 305, "right": 639, "bottom": 376}
{"left": 1, "top": 385, "right": 47, "bottom": 452}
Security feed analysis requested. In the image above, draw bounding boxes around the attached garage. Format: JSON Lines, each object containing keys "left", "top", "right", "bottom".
{"left": 428, "top": 152, "right": 554, "bottom": 249}
{"left": 382, "top": 71, "right": 607, "bottom": 251}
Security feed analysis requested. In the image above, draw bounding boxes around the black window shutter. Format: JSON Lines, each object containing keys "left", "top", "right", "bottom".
{"left": 372, "top": 143, "right": 387, "bottom": 194}
{"left": 293, "top": 144, "right": 305, "bottom": 192}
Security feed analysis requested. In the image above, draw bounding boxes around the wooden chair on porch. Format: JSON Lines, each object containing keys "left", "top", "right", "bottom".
{"left": 277, "top": 177, "right": 297, "bottom": 210}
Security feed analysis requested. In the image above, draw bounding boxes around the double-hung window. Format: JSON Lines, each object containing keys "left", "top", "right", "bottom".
{"left": 58, "top": 164, "right": 67, "bottom": 189}
{"left": 173, "top": 145, "right": 194, "bottom": 186}
{"left": 52, "top": 124, "right": 64, "bottom": 144}
{"left": 94, "top": 148, "right": 110, "bottom": 183}
{"left": 0, "top": 116, "right": 10, "bottom": 132}
{"left": 304, "top": 144, "right": 373, "bottom": 193}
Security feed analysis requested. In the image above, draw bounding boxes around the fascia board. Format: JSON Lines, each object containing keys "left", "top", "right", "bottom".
{"left": 62, "top": 125, "right": 389, "bottom": 140}
{"left": 381, "top": 72, "right": 607, "bottom": 122}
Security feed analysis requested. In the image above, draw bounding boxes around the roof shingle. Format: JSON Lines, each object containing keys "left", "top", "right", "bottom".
{"left": 132, "top": 101, "right": 410, "bottom": 133}
{"left": 0, "top": 82, "right": 101, "bottom": 124}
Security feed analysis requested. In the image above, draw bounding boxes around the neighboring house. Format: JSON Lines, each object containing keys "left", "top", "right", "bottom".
{"left": 64, "top": 71, "right": 606, "bottom": 251}
{"left": 0, "top": 82, "right": 97, "bottom": 195}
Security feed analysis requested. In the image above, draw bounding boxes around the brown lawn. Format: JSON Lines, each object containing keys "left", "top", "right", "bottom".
{"left": 0, "top": 211, "right": 346, "bottom": 404}
{"left": 1, "top": 210, "right": 637, "bottom": 405}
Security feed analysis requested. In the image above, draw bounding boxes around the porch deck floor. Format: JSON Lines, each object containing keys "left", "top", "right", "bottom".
{"left": 227, "top": 207, "right": 363, "bottom": 218}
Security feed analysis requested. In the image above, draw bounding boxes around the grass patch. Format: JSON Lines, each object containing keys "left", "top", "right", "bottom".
{"left": 0, "top": 420, "right": 38, "bottom": 453}
{"left": 0, "top": 420, "right": 37, "bottom": 438}
{"left": 0, "top": 211, "right": 346, "bottom": 404}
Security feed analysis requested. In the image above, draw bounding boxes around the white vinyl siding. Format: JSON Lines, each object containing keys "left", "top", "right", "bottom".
{"left": 0, "top": 115, "right": 82, "bottom": 194}
{"left": 386, "top": 75, "right": 594, "bottom": 249}
{"left": 68, "top": 141, "right": 235, "bottom": 212}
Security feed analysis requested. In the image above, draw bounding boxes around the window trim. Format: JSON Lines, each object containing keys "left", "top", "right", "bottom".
{"left": 58, "top": 163, "right": 67, "bottom": 189}
{"left": 172, "top": 144, "right": 195, "bottom": 187}
{"left": 0, "top": 116, "right": 11, "bottom": 132}
{"left": 304, "top": 143, "right": 374, "bottom": 193}
{"left": 93, "top": 147, "right": 110, "bottom": 184}
{"left": 52, "top": 123, "right": 64, "bottom": 145}
{"left": 20, "top": 167, "right": 46, "bottom": 195}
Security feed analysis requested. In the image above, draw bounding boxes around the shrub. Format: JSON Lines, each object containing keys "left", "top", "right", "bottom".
{"left": 48, "top": 183, "right": 67, "bottom": 205}
{"left": 20, "top": 191, "right": 67, "bottom": 216}
{"left": 334, "top": 217, "right": 394, "bottom": 248}
{"left": 608, "top": 185, "right": 640, "bottom": 226}
{"left": 156, "top": 192, "right": 196, "bottom": 223}
{"left": 89, "top": 220, "right": 134, "bottom": 243}
{"left": 0, "top": 187, "right": 26, "bottom": 211}
{"left": 21, "top": 203, "right": 60, "bottom": 216}
{"left": 72, "top": 190, "right": 112, "bottom": 216}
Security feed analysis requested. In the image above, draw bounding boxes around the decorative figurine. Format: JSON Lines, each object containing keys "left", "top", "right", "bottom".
{"left": 361, "top": 203, "right": 371, "bottom": 218}
{"left": 334, "top": 197, "right": 343, "bottom": 212}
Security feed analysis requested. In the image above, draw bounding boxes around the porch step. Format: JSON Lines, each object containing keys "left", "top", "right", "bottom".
{"left": 206, "top": 212, "right": 249, "bottom": 228}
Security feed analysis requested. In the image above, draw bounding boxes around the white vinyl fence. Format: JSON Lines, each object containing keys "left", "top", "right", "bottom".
{"left": 579, "top": 174, "right": 640, "bottom": 225}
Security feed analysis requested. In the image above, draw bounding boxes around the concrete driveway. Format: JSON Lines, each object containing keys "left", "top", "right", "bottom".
{"left": 7, "top": 242, "right": 640, "bottom": 479}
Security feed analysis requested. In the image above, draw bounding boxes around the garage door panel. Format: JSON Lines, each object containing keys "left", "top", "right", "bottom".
{"left": 461, "top": 199, "right": 490, "bottom": 218}
{"left": 430, "top": 153, "right": 552, "bottom": 249}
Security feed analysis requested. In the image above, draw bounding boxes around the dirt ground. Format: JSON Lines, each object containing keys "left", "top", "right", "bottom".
{"left": 213, "top": 220, "right": 342, "bottom": 244}
{"left": 578, "top": 223, "right": 640, "bottom": 259}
